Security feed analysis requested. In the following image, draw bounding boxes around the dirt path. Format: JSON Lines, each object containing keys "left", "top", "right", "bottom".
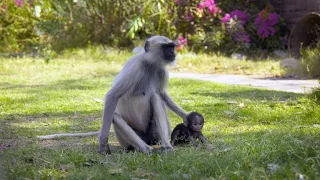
{"left": 170, "top": 72, "right": 319, "bottom": 93}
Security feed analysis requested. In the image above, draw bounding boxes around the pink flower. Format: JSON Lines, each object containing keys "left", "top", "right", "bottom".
{"left": 15, "top": 0, "right": 23, "bottom": 7}
{"left": 198, "top": 0, "right": 221, "bottom": 16}
{"left": 177, "top": 35, "right": 187, "bottom": 52}
{"left": 230, "top": 10, "right": 249, "bottom": 25}
{"left": 184, "top": 11, "right": 194, "bottom": 21}
{"left": 174, "top": 0, "right": 181, "bottom": 5}
{"left": 177, "top": 35, "right": 187, "bottom": 45}
{"left": 254, "top": 9, "right": 279, "bottom": 38}
{"left": 222, "top": 10, "right": 249, "bottom": 25}
{"left": 221, "top": 13, "right": 231, "bottom": 23}
{"left": 28, "top": 0, "right": 33, "bottom": 7}
{"left": 2, "top": 5, "right": 7, "bottom": 10}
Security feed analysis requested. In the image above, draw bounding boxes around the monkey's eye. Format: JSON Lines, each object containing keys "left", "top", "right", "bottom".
{"left": 193, "top": 124, "right": 197, "bottom": 126}
{"left": 199, "top": 123, "right": 202, "bottom": 125}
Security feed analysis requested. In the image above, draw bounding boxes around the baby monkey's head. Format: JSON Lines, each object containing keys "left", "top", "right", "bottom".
{"left": 186, "top": 112, "right": 204, "bottom": 132}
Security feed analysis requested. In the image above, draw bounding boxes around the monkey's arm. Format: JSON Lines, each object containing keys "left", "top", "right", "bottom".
{"left": 199, "top": 134, "right": 208, "bottom": 144}
{"left": 198, "top": 132, "right": 212, "bottom": 144}
{"left": 99, "top": 73, "right": 133, "bottom": 154}
{"left": 98, "top": 90, "right": 119, "bottom": 153}
{"left": 160, "top": 92, "right": 188, "bottom": 123}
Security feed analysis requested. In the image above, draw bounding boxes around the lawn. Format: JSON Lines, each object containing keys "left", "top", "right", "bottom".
{"left": 0, "top": 52, "right": 319, "bottom": 179}
{"left": 60, "top": 46, "right": 283, "bottom": 77}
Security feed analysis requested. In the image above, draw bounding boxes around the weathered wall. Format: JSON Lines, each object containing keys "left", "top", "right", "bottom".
{"left": 271, "top": 0, "right": 320, "bottom": 29}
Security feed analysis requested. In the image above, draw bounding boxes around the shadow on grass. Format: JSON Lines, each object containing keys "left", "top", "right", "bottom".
{"left": 191, "top": 88, "right": 302, "bottom": 101}
{"left": 0, "top": 66, "right": 118, "bottom": 91}
{"left": 0, "top": 77, "right": 113, "bottom": 109}
{"left": 0, "top": 78, "right": 113, "bottom": 91}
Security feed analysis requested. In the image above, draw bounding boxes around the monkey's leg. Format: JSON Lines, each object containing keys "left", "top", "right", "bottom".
{"left": 150, "top": 94, "right": 172, "bottom": 149}
{"left": 123, "top": 130, "right": 151, "bottom": 152}
{"left": 170, "top": 129, "right": 181, "bottom": 146}
{"left": 113, "top": 113, "right": 153, "bottom": 154}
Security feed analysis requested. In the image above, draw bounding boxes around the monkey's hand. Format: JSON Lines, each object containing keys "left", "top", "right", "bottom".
{"left": 152, "top": 146, "right": 173, "bottom": 154}
{"left": 188, "top": 136, "right": 198, "bottom": 147}
{"left": 98, "top": 136, "right": 111, "bottom": 155}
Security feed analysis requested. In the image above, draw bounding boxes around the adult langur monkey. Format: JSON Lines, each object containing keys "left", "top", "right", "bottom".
{"left": 36, "top": 36, "right": 189, "bottom": 154}
{"left": 99, "top": 36, "right": 189, "bottom": 154}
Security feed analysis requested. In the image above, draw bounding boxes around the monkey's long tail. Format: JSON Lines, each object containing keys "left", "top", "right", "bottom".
{"left": 37, "top": 131, "right": 100, "bottom": 140}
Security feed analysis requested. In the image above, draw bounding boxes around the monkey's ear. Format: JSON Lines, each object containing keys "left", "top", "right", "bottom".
{"left": 144, "top": 40, "right": 150, "bottom": 53}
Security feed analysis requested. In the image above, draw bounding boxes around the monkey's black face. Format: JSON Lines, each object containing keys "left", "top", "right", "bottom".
{"left": 187, "top": 112, "right": 204, "bottom": 132}
{"left": 189, "top": 119, "right": 204, "bottom": 132}
{"left": 162, "top": 42, "right": 177, "bottom": 62}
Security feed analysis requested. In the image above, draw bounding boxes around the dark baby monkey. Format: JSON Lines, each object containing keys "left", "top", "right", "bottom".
{"left": 170, "top": 112, "right": 208, "bottom": 147}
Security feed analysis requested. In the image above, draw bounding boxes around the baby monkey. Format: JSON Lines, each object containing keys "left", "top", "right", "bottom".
{"left": 170, "top": 112, "right": 207, "bottom": 147}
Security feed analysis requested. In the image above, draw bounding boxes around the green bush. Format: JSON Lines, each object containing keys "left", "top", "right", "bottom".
{"left": 300, "top": 40, "right": 320, "bottom": 78}
{"left": 172, "top": 0, "right": 288, "bottom": 55}
{"left": 0, "top": 1, "right": 39, "bottom": 53}
{"left": 309, "top": 81, "right": 320, "bottom": 103}
{"left": 0, "top": 0, "right": 288, "bottom": 55}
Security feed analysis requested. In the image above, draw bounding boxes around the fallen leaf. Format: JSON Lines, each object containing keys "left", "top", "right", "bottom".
{"left": 93, "top": 98, "right": 104, "bottom": 103}
{"left": 84, "top": 162, "right": 92, "bottom": 166}
{"left": 181, "top": 100, "right": 194, "bottom": 103}
{"left": 224, "top": 111, "right": 234, "bottom": 116}
{"left": 59, "top": 164, "right": 74, "bottom": 171}
{"left": 221, "top": 147, "right": 232, "bottom": 152}
{"left": 239, "top": 102, "right": 245, "bottom": 108}
{"left": 267, "top": 163, "right": 280, "bottom": 173}
{"left": 133, "top": 168, "right": 147, "bottom": 176}
{"left": 109, "top": 168, "right": 123, "bottom": 175}
{"left": 182, "top": 173, "right": 191, "bottom": 179}
{"left": 298, "top": 173, "right": 304, "bottom": 180}
{"left": 206, "top": 144, "right": 214, "bottom": 150}
{"left": 227, "top": 101, "right": 237, "bottom": 104}
{"left": 133, "top": 168, "right": 158, "bottom": 178}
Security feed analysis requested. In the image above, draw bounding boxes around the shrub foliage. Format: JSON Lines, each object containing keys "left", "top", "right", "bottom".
{"left": 0, "top": 0, "right": 288, "bottom": 54}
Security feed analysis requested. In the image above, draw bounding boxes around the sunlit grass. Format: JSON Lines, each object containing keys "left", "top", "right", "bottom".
{"left": 171, "top": 52, "right": 283, "bottom": 77}
{"left": 0, "top": 55, "right": 319, "bottom": 179}
{"left": 41, "top": 46, "right": 284, "bottom": 77}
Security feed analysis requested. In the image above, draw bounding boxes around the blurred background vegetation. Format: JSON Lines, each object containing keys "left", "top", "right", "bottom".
{"left": 0, "top": 0, "right": 319, "bottom": 77}
{"left": 0, "top": 0, "right": 288, "bottom": 54}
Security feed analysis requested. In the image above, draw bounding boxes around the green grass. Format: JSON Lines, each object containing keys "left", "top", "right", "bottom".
{"left": 0, "top": 54, "right": 319, "bottom": 179}
{"left": 172, "top": 52, "right": 283, "bottom": 77}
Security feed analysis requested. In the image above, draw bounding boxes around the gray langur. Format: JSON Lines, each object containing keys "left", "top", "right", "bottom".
{"left": 99, "top": 36, "right": 189, "bottom": 154}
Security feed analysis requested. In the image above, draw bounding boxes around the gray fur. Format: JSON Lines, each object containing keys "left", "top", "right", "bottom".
{"left": 99, "top": 36, "right": 188, "bottom": 154}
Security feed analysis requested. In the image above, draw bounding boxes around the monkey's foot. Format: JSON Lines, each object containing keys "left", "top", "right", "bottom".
{"left": 151, "top": 145, "right": 173, "bottom": 154}
{"left": 98, "top": 144, "right": 111, "bottom": 155}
